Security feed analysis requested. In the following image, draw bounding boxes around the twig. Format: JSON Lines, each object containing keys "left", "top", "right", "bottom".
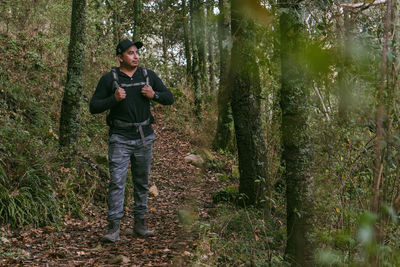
{"left": 313, "top": 83, "right": 330, "bottom": 121}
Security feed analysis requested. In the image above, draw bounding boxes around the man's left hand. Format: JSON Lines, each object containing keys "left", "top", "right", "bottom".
{"left": 141, "top": 85, "right": 155, "bottom": 99}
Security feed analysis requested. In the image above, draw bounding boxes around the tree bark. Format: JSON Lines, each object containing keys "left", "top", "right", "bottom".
{"left": 279, "top": 1, "right": 314, "bottom": 265}
{"left": 133, "top": 0, "right": 142, "bottom": 41}
{"left": 213, "top": 0, "right": 233, "bottom": 151}
{"left": 190, "top": 0, "right": 204, "bottom": 119}
{"left": 59, "top": 0, "right": 87, "bottom": 158}
{"left": 182, "top": 0, "right": 192, "bottom": 76}
{"left": 193, "top": 0, "right": 208, "bottom": 94}
{"left": 207, "top": 0, "right": 216, "bottom": 92}
{"left": 230, "top": 0, "right": 268, "bottom": 206}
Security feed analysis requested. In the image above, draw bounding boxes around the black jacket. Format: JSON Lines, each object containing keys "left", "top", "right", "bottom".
{"left": 89, "top": 66, "right": 174, "bottom": 139}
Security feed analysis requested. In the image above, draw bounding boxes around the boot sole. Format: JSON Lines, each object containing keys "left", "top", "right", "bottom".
{"left": 101, "top": 236, "right": 120, "bottom": 243}
{"left": 133, "top": 231, "right": 154, "bottom": 237}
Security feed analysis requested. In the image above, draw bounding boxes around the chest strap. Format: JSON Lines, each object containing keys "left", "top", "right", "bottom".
{"left": 112, "top": 118, "right": 151, "bottom": 147}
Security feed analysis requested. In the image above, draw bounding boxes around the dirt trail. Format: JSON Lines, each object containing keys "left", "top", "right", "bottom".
{"left": 1, "top": 112, "right": 221, "bottom": 266}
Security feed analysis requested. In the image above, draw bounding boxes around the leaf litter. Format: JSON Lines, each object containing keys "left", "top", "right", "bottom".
{"left": 0, "top": 111, "right": 224, "bottom": 266}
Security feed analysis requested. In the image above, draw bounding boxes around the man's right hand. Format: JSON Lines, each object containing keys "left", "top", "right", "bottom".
{"left": 115, "top": 88, "right": 126, "bottom": 102}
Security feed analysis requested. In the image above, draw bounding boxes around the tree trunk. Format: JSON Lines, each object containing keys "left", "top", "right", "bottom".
{"left": 162, "top": 24, "right": 168, "bottom": 65}
{"left": 207, "top": 0, "right": 216, "bottom": 92}
{"left": 182, "top": 0, "right": 192, "bottom": 76}
{"left": 279, "top": 1, "right": 314, "bottom": 265}
{"left": 133, "top": 0, "right": 142, "bottom": 41}
{"left": 337, "top": 7, "right": 352, "bottom": 124}
{"left": 105, "top": 0, "right": 121, "bottom": 46}
{"left": 230, "top": 0, "right": 268, "bottom": 206}
{"left": 213, "top": 0, "right": 233, "bottom": 151}
{"left": 190, "top": 0, "right": 203, "bottom": 119}
{"left": 59, "top": 0, "right": 87, "bottom": 158}
{"left": 372, "top": 0, "right": 392, "bottom": 214}
{"left": 193, "top": 0, "right": 208, "bottom": 95}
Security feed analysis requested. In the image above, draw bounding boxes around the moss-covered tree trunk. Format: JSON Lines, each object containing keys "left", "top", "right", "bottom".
{"left": 279, "top": 1, "right": 314, "bottom": 265}
{"left": 182, "top": 0, "right": 192, "bottom": 76}
{"left": 213, "top": 0, "right": 233, "bottom": 151}
{"left": 194, "top": 0, "right": 208, "bottom": 93}
{"left": 59, "top": 0, "right": 86, "bottom": 157}
{"left": 133, "top": 0, "right": 142, "bottom": 41}
{"left": 230, "top": 0, "right": 268, "bottom": 206}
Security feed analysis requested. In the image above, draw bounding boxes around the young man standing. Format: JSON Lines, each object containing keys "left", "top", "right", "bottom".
{"left": 89, "top": 39, "right": 174, "bottom": 242}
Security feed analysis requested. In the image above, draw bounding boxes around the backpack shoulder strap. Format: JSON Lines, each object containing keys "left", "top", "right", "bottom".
{"left": 142, "top": 67, "right": 156, "bottom": 121}
{"left": 142, "top": 67, "right": 150, "bottom": 86}
{"left": 110, "top": 67, "right": 119, "bottom": 92}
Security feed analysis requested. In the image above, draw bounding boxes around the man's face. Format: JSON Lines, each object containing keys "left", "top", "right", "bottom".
{"left": 118, "top": 45, "right": 140, "bottom": 68}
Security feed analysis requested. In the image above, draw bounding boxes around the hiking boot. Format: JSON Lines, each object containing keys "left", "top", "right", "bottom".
{"left": 101, "top": 220, "right": 120, "bottom": 242}
{"left": 134, "top": 218, "right": 154, "bottom": 237}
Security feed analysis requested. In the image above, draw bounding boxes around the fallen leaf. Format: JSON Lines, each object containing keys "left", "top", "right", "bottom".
{"left": 110, "top": 255, "right": 130, "bottom": 264}
{"left": 149, "top": 185, "right": 159, "bottom": 197}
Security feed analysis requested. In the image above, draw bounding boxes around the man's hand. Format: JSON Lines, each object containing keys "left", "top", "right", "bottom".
{"left": 141, "top": 85, "right": 155, "bottom": 99}
{"left": 115, "top": 87, "right": 126, "bottom": 102}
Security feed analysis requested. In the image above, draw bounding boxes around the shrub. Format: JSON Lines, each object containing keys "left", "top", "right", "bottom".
{"left": 0, "top": 161, "right": 60, "bottom": 227}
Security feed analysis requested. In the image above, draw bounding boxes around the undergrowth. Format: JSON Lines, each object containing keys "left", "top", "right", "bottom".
{"left": 0, "top": 31, "right": 109, "bottom": 228}
{"left": 191, "top": 204, "right": 288, "bottom": 266}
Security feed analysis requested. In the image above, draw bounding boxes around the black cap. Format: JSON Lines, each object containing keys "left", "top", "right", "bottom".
{"left": 116, "top": 39, "right": 143, "bottom": 55}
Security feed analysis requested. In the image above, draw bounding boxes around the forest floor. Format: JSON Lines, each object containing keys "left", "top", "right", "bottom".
{"left": 0, "top": 113, "right": 223, "bottom": 266}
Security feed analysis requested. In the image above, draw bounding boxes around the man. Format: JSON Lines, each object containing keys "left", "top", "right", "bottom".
{"left": 89, "top": 39, "right": 174, "bottom": 242}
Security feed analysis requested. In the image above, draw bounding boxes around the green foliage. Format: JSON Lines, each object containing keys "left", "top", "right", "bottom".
{"left": 0, "top": 162, "right": 59, "bottom": 227}
{"left": 0, "top": 7, "right": 109, "bottom": 227}
{"left": 315, "top": 209, "right": 400, "bottom": 266}
{"left": 192, "top": 205, "right": 288, "bottom": 266}
{"left": 0, "top": 120, "right": 60, "bottom": 227}
{"left": 0, "top": 113, "right": 63, "bottom": 227}
{"left": 212, "top": 185, "right": 239, "bottom": 204}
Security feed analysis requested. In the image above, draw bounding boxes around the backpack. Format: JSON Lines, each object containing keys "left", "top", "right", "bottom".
{"left": 106, "top": 67, "right": 155, "bottom": 126}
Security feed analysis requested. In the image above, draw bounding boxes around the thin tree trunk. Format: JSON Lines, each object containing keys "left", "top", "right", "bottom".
{"left": 338, "top": 6, "right": 352, "bottom": 124}
{"left": 193, "top": 0, "right": 208, "bottom": 94}
{"left": 59, "top": 0, "right": 87, "bottom": 158}
{"left": 105, "top": 0, "right": 121, "bottom": 46}
{"left": 191, "top": 0, "right": 203, "bottom": 119}
{"left": 231, "top": 0, "right": 268, "bottom": 206}
{"left": 162, "top": 24, "right": 168, "bottom": 65}
{"left": 207, "top": 0, "right": 216, "bottom": 92}
{"left": 213, "top": 0, "right": 233, "bottom": 151}
{"left": 133, "top": 0, "right": 142, "bottom": 41}
{"left": 372, "top": 0, "right": 392, "bottom": 214}
{"left": 279, "top": 1, "right": 314, "bottom": 265}
{"left": 182, "top": 0, "right": 192, "bottom": 76}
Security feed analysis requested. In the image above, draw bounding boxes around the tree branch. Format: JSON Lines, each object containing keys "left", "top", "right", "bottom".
{"left": 341, "top": 0, "right": 386, "bottom": 9}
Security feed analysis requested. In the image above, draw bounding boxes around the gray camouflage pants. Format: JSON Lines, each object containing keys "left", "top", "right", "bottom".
{"left": 107, "top": 133, "right": 155, "bottom": 222}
